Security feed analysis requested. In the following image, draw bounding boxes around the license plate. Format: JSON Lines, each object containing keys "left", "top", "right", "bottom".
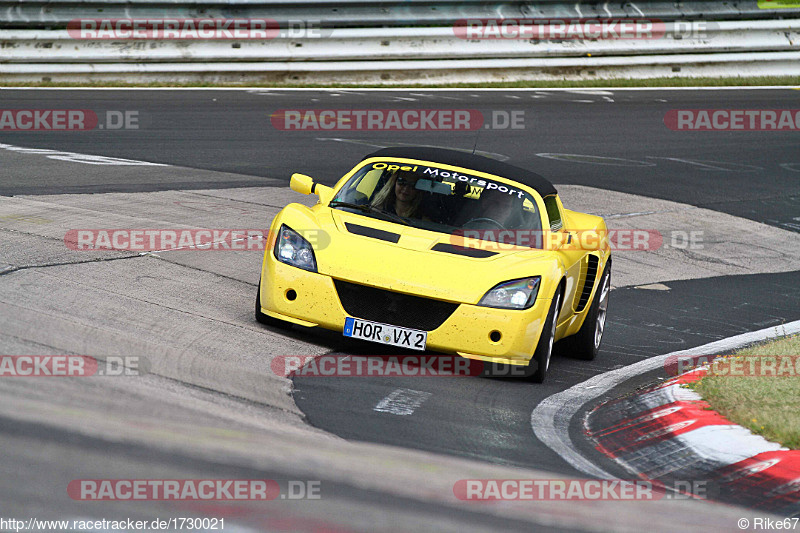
{"left": 343, "top": 317, "right": 427, "bottom": 351}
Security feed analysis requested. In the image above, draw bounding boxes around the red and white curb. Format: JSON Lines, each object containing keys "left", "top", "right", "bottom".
{"left": 587, "top": 367, "right": 800, "bottom": 514}
{"left": 531, "top": 320, "right": 800, "bottom": 513}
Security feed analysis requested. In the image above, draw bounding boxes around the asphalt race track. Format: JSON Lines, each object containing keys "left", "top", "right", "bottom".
{"left": 1, "top": 88, "right": 799, "bottom": 532}
{"left": 1, "top": 88, "right": 799, "bottom": 231}
{"left": 295, "top": 271, "right": 800, "bottom": 473}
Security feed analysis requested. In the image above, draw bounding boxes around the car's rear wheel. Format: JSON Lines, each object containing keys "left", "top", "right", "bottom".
{"left": 255, "top": 277, "right": 292, "bottom": 330}
{"left": 567, "top": 262, "right": 610, "bottom": 361}
{"left": 530, "top": 290, "right": 562, "bottom": 383}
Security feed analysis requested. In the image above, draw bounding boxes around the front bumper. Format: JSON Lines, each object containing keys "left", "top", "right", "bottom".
{"left": 260, "top": 256, "right": 551, "bottom": 366}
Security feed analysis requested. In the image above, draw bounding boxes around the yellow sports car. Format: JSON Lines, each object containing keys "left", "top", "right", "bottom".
{"left": 256, "top": 147, "right": 610, "bottom": 382}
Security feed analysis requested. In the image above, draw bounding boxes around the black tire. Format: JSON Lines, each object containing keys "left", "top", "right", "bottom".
{"left": 530, "top": 289, "right": 562, "bottom": 384}
{"left": 566, "top": 262, "right": 611, "bottom": 361}
{"left": 255, "top": 277, "right": 292, "bottom": 330}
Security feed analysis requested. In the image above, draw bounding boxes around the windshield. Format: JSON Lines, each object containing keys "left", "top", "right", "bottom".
{"left": 331, "top": 159, "right": 543, "bottom": 248}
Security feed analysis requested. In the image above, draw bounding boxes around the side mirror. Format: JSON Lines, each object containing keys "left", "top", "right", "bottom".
{"left": 290, "top": 173, "right": 315, "bottom": 195}
{"left": 290, "top": 173, "right": 335, "bottom": 204}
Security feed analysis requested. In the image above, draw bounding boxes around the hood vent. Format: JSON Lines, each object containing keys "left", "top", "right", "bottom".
{"left": 431, "top": 243, "right": 497, "bottom": 258}
{"left": 344, "top": 222, "right": 401, "bottom": 243}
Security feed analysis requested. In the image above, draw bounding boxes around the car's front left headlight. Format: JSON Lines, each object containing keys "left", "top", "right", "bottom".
{"left": 478, "top": 277, "right": 541, "bottom": 310}
{"left": 274, "top": 224, "right": 317, "bottom": 272}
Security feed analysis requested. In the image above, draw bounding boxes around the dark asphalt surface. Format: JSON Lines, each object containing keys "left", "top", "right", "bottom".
{"left": 294, "top": 270, "right": 800, "bottom": 476}
{"left": 1, "top": 88, "right": 798, "bottom": 231}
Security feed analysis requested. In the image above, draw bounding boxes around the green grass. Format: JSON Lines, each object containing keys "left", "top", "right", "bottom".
{"left": 1, "top": 75, "right": 799, "bottom": 89}
{"left": 693, "top": 334, "right": 800, "bottom": 449}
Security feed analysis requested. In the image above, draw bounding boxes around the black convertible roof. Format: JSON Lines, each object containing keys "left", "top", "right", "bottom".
{"left": 362, "top": 146, "right": 557, "bottom": 197}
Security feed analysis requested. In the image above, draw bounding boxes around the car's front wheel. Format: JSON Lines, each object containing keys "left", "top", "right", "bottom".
{"left": 567, "top": 262, "right": 610, "bottom": 361}
{"left": 530, "top": 289, "right": 562, "bottom": 383}
{"left": 255, "top": 277, "right": 292, "bottom": 330}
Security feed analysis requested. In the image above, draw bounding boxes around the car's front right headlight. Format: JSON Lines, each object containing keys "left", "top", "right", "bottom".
{"left": 478, "top": 277, "right": 541, "bottom": 310}
{"left": 274, "top": 224, "right": 317, "bottom": 272}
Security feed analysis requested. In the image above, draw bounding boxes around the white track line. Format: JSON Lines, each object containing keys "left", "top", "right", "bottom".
{"left": 531, "top": 320, "right": 800, "bottom": 479}
{"left": 0, "top": 143, "right": 166, "bottom": 166}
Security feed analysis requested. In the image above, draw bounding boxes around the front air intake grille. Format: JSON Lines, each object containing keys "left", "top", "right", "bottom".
{"left": 333, "top": 279, "right": 459, "bottom": 331}
{"left": 576, "top": 255, "right": 599, "bottom": 312}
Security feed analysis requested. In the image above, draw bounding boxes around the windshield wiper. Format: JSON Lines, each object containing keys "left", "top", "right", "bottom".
{"left": 328, "top": 201, "right": 411, "bottom": 226}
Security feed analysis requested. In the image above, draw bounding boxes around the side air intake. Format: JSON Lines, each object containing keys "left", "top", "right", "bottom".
{"left": 575, "top": 255, "right": 599, "bottom": 312}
